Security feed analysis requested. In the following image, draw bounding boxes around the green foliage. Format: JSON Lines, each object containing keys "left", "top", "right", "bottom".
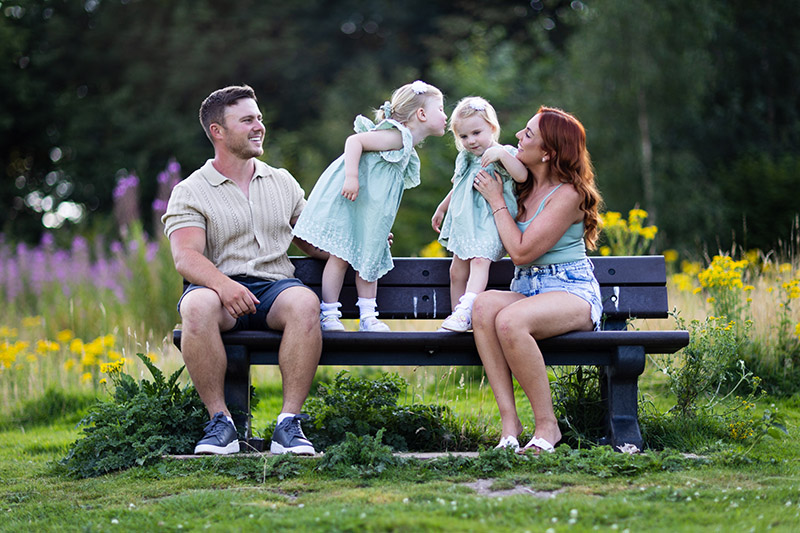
{"left": 286, "top": 370, "right": 482, "bottom": 452}
{"left": 652, "top": 314, "right": 757, "bottom": 418}
{"left": 61, "top": 353, "right": 206, "bottom": 478}
{"left": 0, "top": 387, "right": 95, "bottom": 430}
{"left": 316, "top": 429, "right": 403, "bottom": 478}
{"left": 550, "top": 366, "right": 606, "bottom": 446}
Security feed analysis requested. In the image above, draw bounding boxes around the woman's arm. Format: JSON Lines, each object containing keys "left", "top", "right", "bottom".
{"left": 474, "top": 170, "right": 582, "bottom": 265}
{"left": 342, "top": 129, "right": 404, "bottom": 201}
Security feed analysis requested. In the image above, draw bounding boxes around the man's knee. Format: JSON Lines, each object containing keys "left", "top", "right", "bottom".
{"left": 270, "top": 286, "right": 321, "bottom": 331}
{"left": 180, "top": 288, "right": 224, "bottom": 327}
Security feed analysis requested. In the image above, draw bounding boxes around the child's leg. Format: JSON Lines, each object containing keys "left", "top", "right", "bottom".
{"left": 440, "top": 257, "right": 490, "bottom": 332}
{"left": 321, "top": 255, "right": 349, "bottom": 304}
{"left": 354, "top": 275, "right": 390, "bottom": 332}
{"left": 449, "top": 255, "right": 470, "bottom": 310}
{"left": 320, "top": 256, "right": 349, "bottom": 331}
{"left": 465, "top": 257, "right": 491, "bottom": 295}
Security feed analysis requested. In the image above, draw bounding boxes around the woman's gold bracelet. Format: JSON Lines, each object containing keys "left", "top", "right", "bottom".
{"left": 492, "top": 206, "right": 508, "bottom": 216}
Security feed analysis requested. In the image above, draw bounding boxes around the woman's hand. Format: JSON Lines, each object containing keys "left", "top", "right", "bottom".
{"left": 473, "top": 169, "right": 505, "bottom": 209}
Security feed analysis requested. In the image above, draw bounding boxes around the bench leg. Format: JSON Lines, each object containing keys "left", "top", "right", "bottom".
{"left": 604, "top": 345, "right": 645, "bottom": 451}
{"left": 224, "top": 345, "right": 251, "bottom": 439}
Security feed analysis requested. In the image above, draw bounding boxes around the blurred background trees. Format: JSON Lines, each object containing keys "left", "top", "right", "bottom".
{"left": 2, "top": 0, "right": 798, "bottom": 256}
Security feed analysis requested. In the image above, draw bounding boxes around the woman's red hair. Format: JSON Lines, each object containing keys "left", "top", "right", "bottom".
{"left": 515, "top": 106, "right": 603, "bottom": 249}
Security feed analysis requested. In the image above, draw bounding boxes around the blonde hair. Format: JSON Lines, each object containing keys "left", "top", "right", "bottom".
{"left": 373, "top": 80, "right": 443, "bottom": 124}
{"left": 448, "top": 97, "right": 500, "bottom": 152}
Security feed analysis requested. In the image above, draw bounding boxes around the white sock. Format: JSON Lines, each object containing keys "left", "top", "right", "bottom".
{"left": 320, "top": 301, "right": 341, "bottom": 316}
{"left": 277, "top": 412, "right": 296, "bottom": 424}
{"left": 456, "top": 292, "right": 477, "bottom": 311}
{"left": 356, "top": 297, "right": 378, "bottom": 319}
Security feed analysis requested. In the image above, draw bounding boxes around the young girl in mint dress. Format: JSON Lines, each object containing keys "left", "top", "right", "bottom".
{"left": 431, "top": 97, "right": 528, "bottom": 332}
{"left": 293, "top": 81, "right": 447, "bottom": 332}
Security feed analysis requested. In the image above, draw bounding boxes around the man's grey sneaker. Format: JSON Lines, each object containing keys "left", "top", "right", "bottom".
{"left": 270, "top": 414, "right": 316, "bottom": 455}
{"left": 194, "top": 412, "right": 240, "bottom": 455}
{"left": 358, "top": 315, "right": 391, "bottom": 332}
{"left": 320, "top": 312, "right": 346, "bottom": 331}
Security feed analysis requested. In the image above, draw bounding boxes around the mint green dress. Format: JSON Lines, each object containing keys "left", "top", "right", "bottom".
{"left": 293, "top": 116, "right": 420, "bottom": 282}
{"left": 438, "top": 146, "right": 519, "bottom": 261}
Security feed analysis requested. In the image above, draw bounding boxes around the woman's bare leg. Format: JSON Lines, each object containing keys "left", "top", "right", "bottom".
{"left": 472, "top": 290, "right": 526, "bottom": 439}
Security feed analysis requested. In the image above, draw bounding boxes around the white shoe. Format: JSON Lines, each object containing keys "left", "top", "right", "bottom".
{"left": 439, "top": 307, "right": 472, "bottom": 332}
{"left": 320, "top": 313, "right": 346, "bottom": 331}
{"left": 359, "top": 316, "right": 391, "bottom": 332}
{"left": 495, "top": 435, "right": 520, "bottom": 452}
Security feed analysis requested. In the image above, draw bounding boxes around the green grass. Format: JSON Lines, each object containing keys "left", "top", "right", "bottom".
{"left": 2, "top": 393, "right": 800, "bottom": 532}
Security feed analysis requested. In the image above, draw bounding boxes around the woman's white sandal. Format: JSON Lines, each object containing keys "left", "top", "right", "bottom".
{"left": 518, "top": 436, "right": 555, "bottom": 455}
{"left": 495, "top": 435, "right": 520, "bottom": 452}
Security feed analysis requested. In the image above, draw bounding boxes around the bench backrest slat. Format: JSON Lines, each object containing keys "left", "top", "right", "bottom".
{"left": 290, "top": 256, "right": 669, "bottom": 321}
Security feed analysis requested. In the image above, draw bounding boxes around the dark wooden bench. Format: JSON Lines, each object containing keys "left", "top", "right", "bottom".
{"left": 173, "top": 256, "right": 689, "bottom": 451}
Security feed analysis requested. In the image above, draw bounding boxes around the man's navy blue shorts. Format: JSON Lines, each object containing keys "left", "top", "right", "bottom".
{"left": 178, "top": 276, "right": 308, "bottom": 332}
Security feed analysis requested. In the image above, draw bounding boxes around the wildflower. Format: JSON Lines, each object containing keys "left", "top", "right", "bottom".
{"left": 795, "top": 322, "right": 800, "bottom": 340}
{"left": 663, "top": 249, "right": 679, "bottom": 263}
{"left": 56, "top": 329, "right": 74, "bottom": 343}
{"left": 69, "top": 338, "right": 85, "bottom": 354}
{"left": 22, "top": 316, "right": 43, "bottom": 328}
{"left": 0, "top": 326, "right": 18, "bottom": 339}
{"left": 600, "top": 246, "right": 611, "bottom": 256}
{"left": 36, "top": 340, "right": 60, "bottom": 353}
{"left": 420, "top": 240, "right": 447, "bottom": 258}
{"left": 63, "top": 359, "right": 76, "bottom": 371}
{"left": 80, "top": 372, "right": 93, "bottom": 383}
{"left": 145, "top": 352, "right": 158, "bottom": 363}
{"left": 779, "top": 263, "right": 792, "bottom": 274}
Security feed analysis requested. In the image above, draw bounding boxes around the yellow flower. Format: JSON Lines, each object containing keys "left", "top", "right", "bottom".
{"left": 145, "top": 352, "right": 158, "bottom": 363}
{"left": 36, "top": 340, "right": 60, "bottom": 353}
{"left": 420, "top": 240, "right": 447, "bottom": 258}
{"left": 22, "top": 316, "right": 43, "bottom": 328}
{"left": 671, "top": 273, "right": 694, "bottom": 292}
{"left": 80, "top": 372, "right": 93, "bottom": 383}
{"left": 707, "top": 297, "right": 716, "bottom": 304}
{"left": 63, "top": 359, "right": 76, "bottom": 371}
{"left": 0, "top": 326, "right": 18, "bottom": 339}
{"left": 69, "top": 338, "right": 85, "bottom": 354}
{"left": 628, "top": 208, "right": 648, "bottom": 224}
{"left": 99, "top": 378, "right": 107, "bottom": 385}
{"left": 779, "top": 263, "right": 792, "bottom": 274}
{"left": 663, "top": 249, "right": 679, "bottom": 263}
{"left": 795, "top": 322, "right": 800, "bottom": 340}
{"left": 107, "top": 350, "right": 123, "bottom": 361}
{"left": 56, "top": 329, "right": 74, "bottom": 343}
{"left": 600, "top": 246, "right": 611, "bottom": 256}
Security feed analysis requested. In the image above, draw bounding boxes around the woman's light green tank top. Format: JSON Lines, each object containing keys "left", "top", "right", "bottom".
{"left": 515, "top": 184, "right": 586, "bottom": 266}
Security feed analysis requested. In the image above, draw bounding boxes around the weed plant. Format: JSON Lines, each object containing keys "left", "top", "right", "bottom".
{"left": 62, "top": 353, "right": 205, "bottom": 478}
{"left": 271, "top": 370, "right": 493, "bottom": 452}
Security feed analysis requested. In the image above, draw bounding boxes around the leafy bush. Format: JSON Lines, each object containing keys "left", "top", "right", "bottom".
{"left": 316, "top": 429, "right": 403, "bottom": 478}
{"left": 281, "top": 370, "right": 484, "bottom": 452}
{"left": 550, "top": 365, "right": 606, "bottom": 447}
{"left": 61, "top": 353, "right": 206, "bottom": 478}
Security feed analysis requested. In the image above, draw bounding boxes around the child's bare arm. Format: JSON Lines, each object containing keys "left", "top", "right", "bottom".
{"left": 481, "top": 145, "right": 528, "bottom": 183}
{"left": 342, "top": 129, "right": 404, "bottom": 201}
{"left": 431, "top": 190, "right": 453, "bottom": 233}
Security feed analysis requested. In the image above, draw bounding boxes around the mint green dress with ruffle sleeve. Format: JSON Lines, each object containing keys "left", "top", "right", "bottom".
{"left": 292, "top": 116, "right": 420, "bottom": 282}
{"left": 438, "top": 146, "right": 519, "bottom": 261}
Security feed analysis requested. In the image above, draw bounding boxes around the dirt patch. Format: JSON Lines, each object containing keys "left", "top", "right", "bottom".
{"left": 462, "top": 478, "right": 565, "bottom": 499}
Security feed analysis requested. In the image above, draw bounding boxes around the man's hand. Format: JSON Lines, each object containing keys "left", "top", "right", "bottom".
{"left": 217, "top": 278, "right": 260, "bottom": 318}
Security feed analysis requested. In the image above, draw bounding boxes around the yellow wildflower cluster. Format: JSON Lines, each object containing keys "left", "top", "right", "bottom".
{"left": 728, "top": 420, "right": 755, "bottom": 441}
{"left": 697, "top": 255, "right": 748, "bottom": 290}
{"left": 599, "top": 209, "right": 658, "bottom": 256}
{"left": 782, "top": 279, "right": 800, "bottom": 300}
{"left": 1, "top": 341, "right": 30, "bottom": 369}
{"left": 100, "top": 358, "right": 127, "bottom": 375}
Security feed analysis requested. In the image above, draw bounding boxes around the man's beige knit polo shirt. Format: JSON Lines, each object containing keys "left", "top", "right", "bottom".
{"left": 162, "top": 159, "right": 306, "bottom": 281}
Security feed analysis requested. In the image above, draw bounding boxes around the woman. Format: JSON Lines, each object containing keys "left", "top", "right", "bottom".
{"left": 471, "top": 106, "right": 603, "bottom": 454}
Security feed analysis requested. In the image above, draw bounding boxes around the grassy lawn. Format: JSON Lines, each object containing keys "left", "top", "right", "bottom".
{"left": 2, "top": 382, "right": 800, "bottom": 532}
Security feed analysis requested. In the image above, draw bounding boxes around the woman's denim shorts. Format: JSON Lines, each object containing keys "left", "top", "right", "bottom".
{"left": 509, "top": 258, "right": 603, "bottom": 330}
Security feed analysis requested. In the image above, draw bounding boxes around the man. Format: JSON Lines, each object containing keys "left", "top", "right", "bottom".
{"left": 162, "top": 85, "right": 324, "bottom": 455}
